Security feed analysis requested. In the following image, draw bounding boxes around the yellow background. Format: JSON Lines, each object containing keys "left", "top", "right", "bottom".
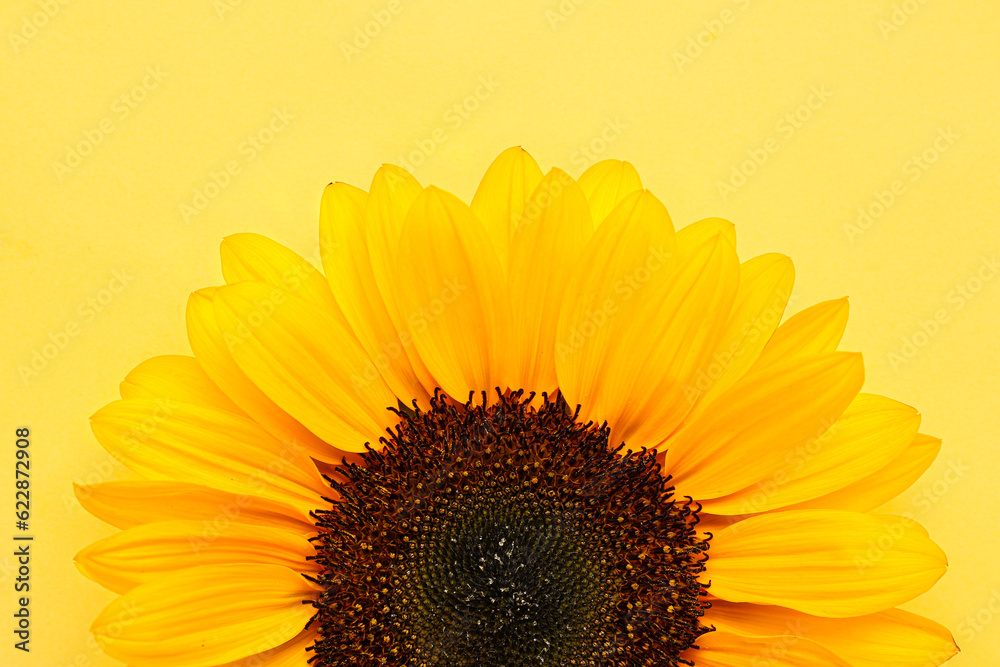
{"left": 2, "top": 1, "right": 998, "bottom": 664}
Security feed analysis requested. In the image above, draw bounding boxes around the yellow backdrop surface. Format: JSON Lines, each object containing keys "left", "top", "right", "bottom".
{"left": 2, "top": 1, "right": 998, "bottom": 665}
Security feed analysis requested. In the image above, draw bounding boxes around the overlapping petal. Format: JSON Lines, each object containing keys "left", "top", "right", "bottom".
{"left": 364, "top": 165, "right": 440, "bottom": 395}
{"left": 705, "top": 509, "right": 948, "bottom": 617}
{"left": 219, "top": 233, "right": 347, "bottom": 329}
{"left": 587, "top": 233, "right": 740, "bottom": 449}
{"left": 75, "top": 520, "right": 319, "bottom": 594}
{"left": 119, "top": 355, "right": 244, "bottom": 414}
{"left": 576, "top": 159, "right": 643, "bottom": 227}
{"left": 91, "top": 564, "right": 316, "bottom": 667}
{"left": 681, "top": 252, "right": 795, "bottom": 422}
{"left": 507, "top": 168, "right": 593, "bottom": 393}
{"left": 555, "top": 189, "right": 679, "bottom": 431}
{"left": 74, "top": 481, "right": 315, "bottom": 533}
{"left": 211, "top": 281, "right": 398, "bottom": 451}
{"left": 186, "top": 287, "right": 341, "bottom": 463}
{"left": 319, "top": 182, "right": 430, "bottom": 405}
{"left": 204, "top": 629, "right": 318, "bottom": 667}
{"left": 471, "top": 146, "right": 544, "bottom": 271}
{"left": 751, "top": 297, "right": 850, "bottom": 370}
{"left": 705, "top": 600, "right": 959, "bottom": 667}
{"left": 664, "top": 352, "right": 865, "bottom": 500}
{"left": 684, "top": 631, "right": 850, "bottom": 666}
{"left": 676, "top": 217, "right": 737, "bottom": 259}
{"left": 392, "top": 186, "right": 511, "bottom": 397}
{"left": 90, "top": 399, "right": 326, "bottom": 516}
{"left": 782, "top": 432, "right": 942, "bottom": 513}
{"left": 701, "top": 393, "right": 921, "bottom": 514}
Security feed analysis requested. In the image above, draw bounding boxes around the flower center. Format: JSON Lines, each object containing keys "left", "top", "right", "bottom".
{"left": 309, "top": 391, "right": 711, "bottom": 666}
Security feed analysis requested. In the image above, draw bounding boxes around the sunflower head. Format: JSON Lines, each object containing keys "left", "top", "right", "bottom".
{"left": 75, "top": 147, "right": 956, "bottom": 667}
{"left": 311, "top": 390, "right": 710, "bottom": 666}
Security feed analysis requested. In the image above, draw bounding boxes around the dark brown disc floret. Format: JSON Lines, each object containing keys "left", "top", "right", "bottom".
{"left": 309, "top": 390, "right": 711, "bottom": 666}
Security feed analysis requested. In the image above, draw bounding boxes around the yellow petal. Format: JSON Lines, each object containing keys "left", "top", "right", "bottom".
{"left": 751, "top": 297, "right": 849, "bottom": 371}
{"left": 186, "top": 288, "right": 341, "bottom": 463}
{"left": 75, "top": 520, "right": 318, "bottom": 595}
{"left": 555, "top": 189, "right": 678, "bottom": 418}
{"left": 90, "top": 399, "right": 325, "bottom": 517}
{"left": 471, "top": 146, "right": 544, "bottom": 272}
{"left": 393, "top": 186, "right": 511, "bottom": 397}
{"left": 783, "top": 432, "right": 942, "bottom": 513}
{"left": 212, "top": 281, "right": 398, "bottom": 451}
{"left": 220, "top": 233, "right": 348, "bottom": 330}
{"left": 120, "top": 355, "right": 243, "bottom": 415}
{"left": 576, "top": 159, "right": 643, "bottom": 227}
{"left": 702, "top": 393, "right": 921, "bottom": 514}
{"left": 364, "top": 165, "right": 439, "bottom": 395}
{"left": 682, "top": 253, "right": 795, "bottom": 420}
{"left": 706, "top": 600, "right": 959, "bottom": 667}
{"left": 219, "top": 239, "right": 379, "bottom": 451}
{"left": 705, "top": 509, "right": 948, "bottom": 617}
{"left": 91, "top": 564, "right": 315, "bottom": 667}
{"left": 507, "top": 168, "right": 593, "bottom": 392}
{"left": 684, "top": 631, "right": 850, "bottom": 666}
{"left": 584, "top": 233, "right": 740, "bottom": 449}
{"left": 205, "top": 629, "right": 318, "bottom": 667}
{"left": 365, "top": 166, "right": 422, "bottom": 322}
{"left": 676, "top": 217, "right": 737, "bottom": 259}
{"left": 665, "top": 352, "right": 864, "bottom": 500}
{"left": 74, "top": 481, "right": 315, "bottom": 534}
{"left": 319, "top": 182, "right": 429, "bottom": 405}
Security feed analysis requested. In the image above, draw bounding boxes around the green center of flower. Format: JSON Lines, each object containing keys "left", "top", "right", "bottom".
{"left": 309, "top": 391, "right": 711, "bottom": 666}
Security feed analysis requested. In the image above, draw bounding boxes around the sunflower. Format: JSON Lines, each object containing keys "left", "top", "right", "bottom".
{"left": 75, "top": 148, "right": 958, "bottom": 667}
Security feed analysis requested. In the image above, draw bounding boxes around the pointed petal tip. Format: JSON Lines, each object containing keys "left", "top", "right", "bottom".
{"left": 189, "top": 286, "right": 217, "bottom": 301}
{"left": 499, "top": 144, "right": 529, "bottom": 155}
